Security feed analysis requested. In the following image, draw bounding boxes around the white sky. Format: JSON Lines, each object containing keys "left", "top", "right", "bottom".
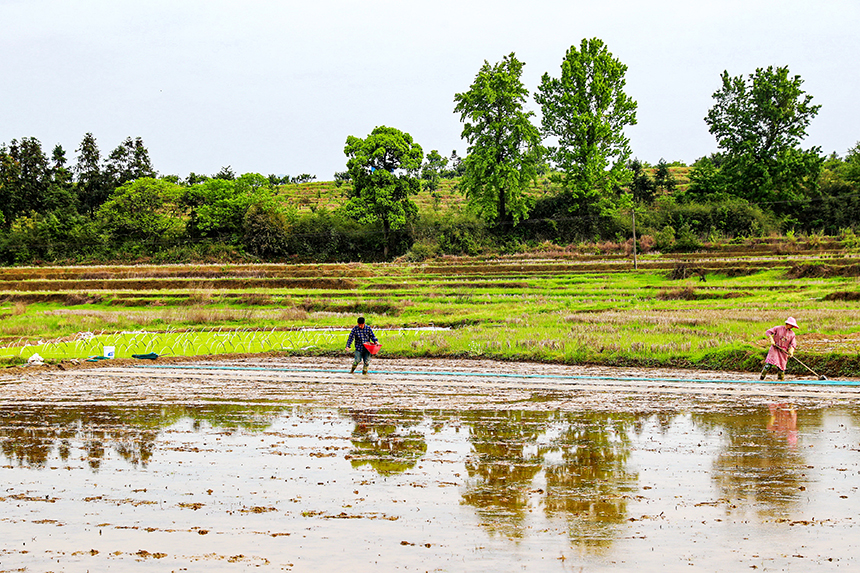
{"left": 2, "top": 0, "right": 858, "bottom": 180}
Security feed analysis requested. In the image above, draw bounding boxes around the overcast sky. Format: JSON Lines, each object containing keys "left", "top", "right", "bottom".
{"left": 2, "top": 0, "right": 858, "bottom": 180}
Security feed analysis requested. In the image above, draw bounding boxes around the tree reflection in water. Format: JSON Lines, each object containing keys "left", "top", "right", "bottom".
{"left": 543, "top": 412, "right": 638, "bottom": 552}
{"left": 0, "top": 405, "right": 160, "bottom": 470}
{"left": 460, "top": 410, "right": 637, "bottom": 549}
{"left": 0, "top": 403, "right": 286, "bottom": 470}
{"left": 460, "top": 410, "right": 551, "bottom": 538}
{"left": 346, "top": 409, "right": 428, "bottom": 475}
{"left": 695, "top": 406, "right": 817, "bottom": 519}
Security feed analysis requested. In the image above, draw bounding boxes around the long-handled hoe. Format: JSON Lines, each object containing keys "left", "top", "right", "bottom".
{"left": 773, "top": 345, "right": 828, "bottom": 381}
{"left": 792, "top": 355, "right": 828, "bottom": 381}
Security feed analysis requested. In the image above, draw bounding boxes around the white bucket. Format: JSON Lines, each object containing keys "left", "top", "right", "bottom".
{"left": 103, "top": 346, "right": 115, "bottom": 359}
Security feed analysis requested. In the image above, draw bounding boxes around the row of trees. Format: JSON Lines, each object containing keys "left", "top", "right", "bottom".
{"left": 342, "top": 38, "right": 859, "bottom": 254}
{"left": 0, "top": 133, "right": 155, "bottom": 226}
{"left": 451, "top": 40, "right": 836, "bottom": 229}
{"left": 2, "top": 37, "right": 859, "bottom": 263}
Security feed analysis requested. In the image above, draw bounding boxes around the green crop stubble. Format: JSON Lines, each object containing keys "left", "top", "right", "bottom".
{"left": 1, "top": 266, "right": 859, "bottom": 373}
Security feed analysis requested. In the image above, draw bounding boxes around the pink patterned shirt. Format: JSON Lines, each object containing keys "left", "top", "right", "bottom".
{"left": 765, "top": 325, "right": 797, "bottom": 370}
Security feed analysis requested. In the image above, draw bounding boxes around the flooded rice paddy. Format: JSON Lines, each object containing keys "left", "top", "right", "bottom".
{"left": 1, "top": 357, "right": 859, "bottom": 572}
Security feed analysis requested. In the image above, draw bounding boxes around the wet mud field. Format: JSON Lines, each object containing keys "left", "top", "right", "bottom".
{"left": 1, "top": 357, "right": 860, "bottom": 572}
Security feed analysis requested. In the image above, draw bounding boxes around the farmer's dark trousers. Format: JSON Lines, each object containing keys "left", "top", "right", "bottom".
{"left": 353, "top": 346, "right": 371, "bottom": 366}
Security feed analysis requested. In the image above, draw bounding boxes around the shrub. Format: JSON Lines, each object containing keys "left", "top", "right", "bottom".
{"left": 412, "top": 211, "right": 490, "bottom": 256}
{"left": 96, "top": 178, "right": 184, "bottom": 245}
{"left": 674, "top": 224, "right": 702, "bottom": 252}
{"left": 402, "top": 240, "right": 438, "bottom": 262}
{"left": 242, "top": 202, "right": 294, "bottom": 258}
{"left": 655, "top": 225, "right": 676, "bottom": 251}
{"left": 637, "top": 234, "right": 656, "bottom": 253}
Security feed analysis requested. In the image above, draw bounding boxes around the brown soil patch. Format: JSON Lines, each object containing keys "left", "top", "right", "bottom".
{"left": 823, "top": 291, "right": 860, "bottom": 301}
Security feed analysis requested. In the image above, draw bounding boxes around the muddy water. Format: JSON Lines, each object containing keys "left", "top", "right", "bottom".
{"left": 1, "top": 358, "right": 859, "bottom": 572}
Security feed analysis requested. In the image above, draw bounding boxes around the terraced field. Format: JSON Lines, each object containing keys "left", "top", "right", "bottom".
{"left": 1, "top": 238, "right": 859, "bottom": 375}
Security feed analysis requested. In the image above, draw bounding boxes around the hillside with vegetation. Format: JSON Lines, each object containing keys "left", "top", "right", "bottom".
{"left": 1, "top": 40, "right": 858, "bottom": 268}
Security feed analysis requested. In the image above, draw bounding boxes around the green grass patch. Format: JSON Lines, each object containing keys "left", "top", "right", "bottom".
{"left": 2, "top": 258, "right": 860, "bottom": 375}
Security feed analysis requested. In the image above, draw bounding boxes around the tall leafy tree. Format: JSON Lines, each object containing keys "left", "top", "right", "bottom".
{"left": 105, "top": 136, "right": 156, "bottom": 188}
{"left": 454, "top": 53, "right": 543, "bottom": 227}
{"left": 47, "top": 144, "right": 78, "bottom": 215}
{"left": 653, "top": 158, "right": 677, "bottom": 194}
{"left": 0, "top": 137, "right": 53, "bottom": 226}
{"left": 687, "top": 154, "right": 728, "bottom": 199}
{"left": 704, "top": 65, "right": 822, "bottom": 207}
{"left": 74, "top": 132, "right": 109, "bottom": 217}
{"left": 343, "top": 125, "right": 423, "bottom": 257}
{"left": 628, "top": 158, "right": 656, "bottom": 203}
{"left": 535, "top": 38, "right": 637, "bottom": 199}
{"left": 421, "top": 149, "right": 448, "bottom": 193}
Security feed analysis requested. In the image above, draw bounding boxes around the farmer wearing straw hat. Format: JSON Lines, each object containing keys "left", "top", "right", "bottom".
{"left": 760, "top": 317, "right": 799, "bottom": 381}
{"left": 345, "top": 316, "right": 379, "bottom": 375}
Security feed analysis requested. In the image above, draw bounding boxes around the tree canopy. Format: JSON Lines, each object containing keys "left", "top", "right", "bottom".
{"left": 454, "top": 53, "right": 543, "bottom": 227}
{"left": 343, "top": 125, "right": 423, "bottom": 257}
{"left": 105, "top": 136, "right": 157, "bottom": 188}
{"left": 96, "top": 178, "right": 183, "bottom": 244}
{"left": 421, "top": 149, "right": 448, "bottom": 194}
{"left": 535, "top": 38, "right": 637, "bottom": 200}
{"left": 704, "top": 65, "right": 822, "bottom": 207}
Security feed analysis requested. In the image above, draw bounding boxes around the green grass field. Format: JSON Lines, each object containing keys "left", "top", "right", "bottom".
{"left": 2, "top": 245, "right": 858, "bottom": 375}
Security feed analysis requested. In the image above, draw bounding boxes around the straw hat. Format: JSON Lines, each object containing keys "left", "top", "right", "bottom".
{"left": 785, "top": 317, "right": 799, "bottom": 329}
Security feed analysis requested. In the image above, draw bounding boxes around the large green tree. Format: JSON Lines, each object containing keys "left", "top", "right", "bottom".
{"left": 105, "top": 136, "right": 156, "bottom": 188}
{"left": 420, "top": 149, "right": 448, "bottom": 194}
{"left": 454, "top": 53, "right": 543, "bottom": 227}
{"left": 704, "top": 65, "right": 822, "bottom": 207}
{"left": 535, "top": 38, "right": 638, "bottom": 200}
{"left": 74, "top": 132, "right": 110, "bottom": 217}
{"left": 96, "top": 177, "right": 183, "bottom": 245}
{"left": 343, "top": 125, "right": 423, "bottom": 257}
{"left": 181, "top": 173, "right": 275, "bottom": 242}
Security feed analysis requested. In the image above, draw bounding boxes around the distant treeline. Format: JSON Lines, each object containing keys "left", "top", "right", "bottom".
{"left": 0, "top": 132, "right": 859, "bottom": 265}
{"left": 6, "top": 39, "right": 860, "bottom": 264}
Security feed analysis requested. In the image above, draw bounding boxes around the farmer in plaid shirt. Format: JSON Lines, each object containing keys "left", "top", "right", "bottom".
{"left": 345, "top": 316, "right": 379, "bottom": 375}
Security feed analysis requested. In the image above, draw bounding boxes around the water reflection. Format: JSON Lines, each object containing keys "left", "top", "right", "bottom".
{"left": 0, "top": 401, "right": 846, "bottom": 551}
{"left": 455, "top": 410, "right": 638, "bottom": 550}
{"left": 543, "top": 412, "right": 638, "bottom": 551}
{"left": 0, "top": 403, "right": 286, "bottom": 470}
{"left": 345, "top": 409, "right": 428, "bottom": 475}
{"left": 768, "top": 403, "right": 798, "bottom": 446}
{"left": 695, "top": 406, "right": 819, "bottom": 518}
{"left": 460, "top": 410, "right": 550, "bottom": 538}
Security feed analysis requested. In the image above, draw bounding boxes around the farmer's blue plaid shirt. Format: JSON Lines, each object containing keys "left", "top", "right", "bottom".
{"left": 346, "top": 325, "right": 378, "bottom": 348}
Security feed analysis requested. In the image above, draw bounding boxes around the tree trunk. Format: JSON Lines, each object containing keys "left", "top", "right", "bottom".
{"left": 383, "top": 218, "right": 391, "bottom": 258}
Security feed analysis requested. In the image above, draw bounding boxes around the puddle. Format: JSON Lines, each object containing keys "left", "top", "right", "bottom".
{"left": 1, "top": 359, "right": 859, "bottom": 571}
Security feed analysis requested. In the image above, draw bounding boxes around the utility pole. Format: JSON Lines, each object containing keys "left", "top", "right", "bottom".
{"left": 632, "top": 207, "right": 638, "bottom": 270}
